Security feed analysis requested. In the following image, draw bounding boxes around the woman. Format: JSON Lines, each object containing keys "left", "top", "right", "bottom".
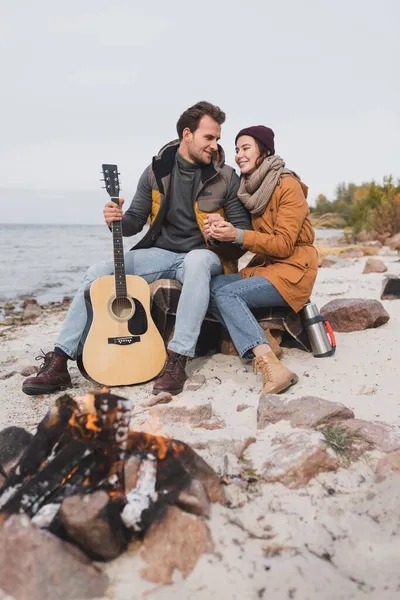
{"left": 204, "top": 125, "right": 318, "bottom": 394}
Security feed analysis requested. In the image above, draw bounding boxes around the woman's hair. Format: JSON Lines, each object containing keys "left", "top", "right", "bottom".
{"left": 254, "top": 139, "right": 271, "bottom": 169}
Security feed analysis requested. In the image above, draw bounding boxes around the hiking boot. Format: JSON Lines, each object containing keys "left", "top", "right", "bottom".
{"left": 253, "top": 351, "right": 298, "bottom": 395}
{"left": 152, "top": 351, "right": 188, "bottom": 395}
{"left": 22, "top": 351, "right": 72, "bottom": 396}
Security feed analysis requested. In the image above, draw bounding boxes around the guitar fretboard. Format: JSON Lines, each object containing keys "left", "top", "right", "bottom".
{"left": 111, "top": 216, "right": 127, "bottom": 298}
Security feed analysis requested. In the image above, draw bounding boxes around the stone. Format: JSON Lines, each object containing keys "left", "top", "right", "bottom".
{"left": 387, "top": 232, "right": 400, "bottom": 250}
{"left": 59, "top": 491, "right": 128, "bottom": 560}
{"left": 262, "top": 430, "right": 338, "bottom": 488}
{"left": 0, "top": 426, "right": 33, "bottom": 473}
{"left": 362, "top": 258, "right": 388, "bottom": 274}
{"left": 22, "top": 303, "right": 42, "bottom": 320}
{"left": 237, "top": 403, "right": 250, "bottom": 412}
{"left": 140, "top": 506, "right": 213, "bottom": 584}
{"left": 0, "top": 514, "right": 108, "bottom": 600}
{"left": 257, "top": 395, "right": 354, "bottom": 429}
{"left": 319, "top": 255, "right": 351, "bottom": 269}
{"left": 144, "top": 392, "right": 173, "bottom": 407}
{"left": 178, "top": 445, "right": 226, "bottom": 504}
{"left": 0, "top": 371, "right": 17, "bottom": 380}
{"left": 381, "top": 275, "right": 400, "bottom": 300}
{"left": 320, "top": 298, "right": 390, "bottom": 332}
{"left": 340, "top": 419, "right": 400, "bottom": 453}
{"left": 376, "top": 450, "right": 400, "bottom": 481}
{"left": 340, "top": 248, "right": 364, "bottom": 258}
{"left": 192, "top": 437, "right": 256, "bottom": 460}
{"left": 186, "top": 374, "right": 206, "bottom": 391}
{"left": 19, "top": 365, "right": 38, "bottom": 377}
{"left": 356, "top": 230, "right": 377, "bottom": 243}
{"left": 364, "top": 240, "right": 383, "bottom": 249}
{"left": 176, "top": 478, "right": 211, "bottom": 518}
{"left": 149, "top": 401, "right": 212, "bottom": 426}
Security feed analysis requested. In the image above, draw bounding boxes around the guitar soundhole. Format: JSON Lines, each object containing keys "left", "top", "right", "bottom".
{"left": 111, "top": 296, "right": 134, "bottom": 320}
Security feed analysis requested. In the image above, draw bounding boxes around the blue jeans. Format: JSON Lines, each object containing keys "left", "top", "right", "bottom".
{"left": 55, "top": 248, "right": 223, "bottom": 359}
{"left": 209, "top": 274, "right": 289, "bottom": 358}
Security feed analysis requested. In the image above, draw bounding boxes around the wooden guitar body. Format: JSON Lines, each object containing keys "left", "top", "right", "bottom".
{"left": 78, "top": 275, "right": 166, "bottom": 386}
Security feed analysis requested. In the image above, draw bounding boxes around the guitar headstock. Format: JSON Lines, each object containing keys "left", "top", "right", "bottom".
{"left": 102, "top": 164, "right": 120, "bottom": 198}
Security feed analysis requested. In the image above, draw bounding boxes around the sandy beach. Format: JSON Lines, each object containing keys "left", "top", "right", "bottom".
{"left": 1, "top": 248, "right": 400, "bottom": 600}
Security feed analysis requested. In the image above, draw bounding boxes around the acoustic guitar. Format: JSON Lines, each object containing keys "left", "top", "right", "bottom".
{"left": 77, "top": 164, "right": 166, "bottom": 386}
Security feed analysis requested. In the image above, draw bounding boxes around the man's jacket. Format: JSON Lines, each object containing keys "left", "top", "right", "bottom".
{"left": 121, "top": 140, "right": 251, "bottom": 274}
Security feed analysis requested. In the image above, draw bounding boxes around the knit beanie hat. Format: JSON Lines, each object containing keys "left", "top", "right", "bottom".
{"left": 235, "top": 125, "right": 275, "bottom": 155}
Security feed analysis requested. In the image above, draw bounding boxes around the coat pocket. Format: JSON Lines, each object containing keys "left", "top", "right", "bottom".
{"left": 280, "top": 264, "right": 307, "bottom": 284}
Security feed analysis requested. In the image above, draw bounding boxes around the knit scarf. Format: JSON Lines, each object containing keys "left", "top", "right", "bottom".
{"left": 238, "top": 155, "right": 285, "bottom": 216}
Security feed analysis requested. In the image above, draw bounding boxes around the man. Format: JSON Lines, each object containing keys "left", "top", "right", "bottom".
{"left": 22, "top": 101, "right": 251, "bottom": 396}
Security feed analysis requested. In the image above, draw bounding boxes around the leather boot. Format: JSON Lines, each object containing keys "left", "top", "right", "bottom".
{"left": 253, "top": 351, "right": 298, "bottom": 394}
{"left": 152, "top": 351, "right": 188, "bottom": 395}
{"left": 22, "top": 351, "right": 72, "bottom": 396}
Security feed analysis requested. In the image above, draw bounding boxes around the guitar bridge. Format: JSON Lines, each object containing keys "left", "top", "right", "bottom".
{"left": 108, "top": 336, "right": 140, "bottom": 345}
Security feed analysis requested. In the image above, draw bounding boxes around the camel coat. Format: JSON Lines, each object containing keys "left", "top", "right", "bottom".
{"left": 240, "top": 173, "right": 318, "bottom": 312}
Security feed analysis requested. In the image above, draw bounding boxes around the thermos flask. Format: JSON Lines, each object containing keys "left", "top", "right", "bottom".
{"left": 301, "top": 301, "right": 336, "bottom": 357}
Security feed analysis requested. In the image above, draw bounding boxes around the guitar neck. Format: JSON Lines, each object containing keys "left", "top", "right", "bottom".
{"left": 111, "top": 197, "right": 127, "bottom": 298}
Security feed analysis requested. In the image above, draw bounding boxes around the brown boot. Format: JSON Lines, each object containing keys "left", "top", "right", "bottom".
{"left": 22, "top": 351, "right": 72, "bottom": 396}
{"left": 152, "top": 351, "right": 188, "bottom": 395}
{"left": 253, "top": 351, "right": 298, "bottom": 395}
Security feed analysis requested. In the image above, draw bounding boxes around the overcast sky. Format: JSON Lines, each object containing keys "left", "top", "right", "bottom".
{"left": 0, "top": 0, "right": 399, "bottom": 224}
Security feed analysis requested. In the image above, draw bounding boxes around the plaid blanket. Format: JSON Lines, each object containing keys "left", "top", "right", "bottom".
{"left": 149, "top": 279, "right": 311, "bottom": 356}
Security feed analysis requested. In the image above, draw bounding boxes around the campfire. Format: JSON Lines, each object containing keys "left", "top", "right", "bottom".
{"left": 0, "top": 389, "right": 224, "bottom": 562}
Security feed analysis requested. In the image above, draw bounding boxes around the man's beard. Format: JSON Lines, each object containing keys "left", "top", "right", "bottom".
{"left": 188, "top": 146, "right": 211, "bottom": 165}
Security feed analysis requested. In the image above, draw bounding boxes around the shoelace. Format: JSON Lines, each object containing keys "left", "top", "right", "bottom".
{"left": 35, "top": 350, "right": 55, "bottom": 374}
{"left": 159, "top": 354, "right": 185, "bottom": 380}
{"left": 253, "top": 356, "right": 273, "bottom": 382}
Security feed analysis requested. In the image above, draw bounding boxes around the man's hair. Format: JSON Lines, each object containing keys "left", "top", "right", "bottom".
{"left": 176, "top": 101, "right": 226, "bottom": 140}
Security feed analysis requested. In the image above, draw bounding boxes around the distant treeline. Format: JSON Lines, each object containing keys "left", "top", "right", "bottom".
{"left": 310, "top": 176, "right": 400, "bottom": 235}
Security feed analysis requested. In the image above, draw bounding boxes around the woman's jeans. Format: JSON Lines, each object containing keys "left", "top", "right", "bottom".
{"left": 55, "top": 248, "right": 223, "bottom": 359}
{"left": 209, "top": 274, "right": 289, "bottom": 358}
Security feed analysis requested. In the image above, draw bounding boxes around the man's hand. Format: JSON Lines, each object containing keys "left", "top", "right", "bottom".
{"left": 203, "top": 213, "right": 224, "bottom": 238}
{"left": 104, "top": 198, "right": 125, "bottom": 225}
{"left": 209, "top": 221, "right": 237, "bottom": 242}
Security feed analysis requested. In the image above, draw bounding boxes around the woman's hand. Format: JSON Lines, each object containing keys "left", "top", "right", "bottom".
{"left": 209, "top": 221, "right": 237, "bottom": 242}
{"left": 104, "top": 198, "right": 124, "bottom": 225}
{"left": 203, "top": 213, "right": 224, "bottom": 238}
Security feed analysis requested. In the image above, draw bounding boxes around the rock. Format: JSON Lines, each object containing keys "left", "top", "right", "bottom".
{"left": 19, "top": 365, "right": 38, "bottom": 377}
{"left": 387, "top": 232, "right": 400, "bottom": 250}
{"left": 178, "top": 445, "right": 226, "bottom": 504}
{"left": 236, "top": 403, "right": 250, "bottom": 412}
{"left": 192, "top": 437, "right": 256, "bottom": 460}
{"left": 340, "top": 419, "right": 400, "bottom": 453}
{"left": 362, "top": 258, "right": 388, "bottom": 274}
{"left": 140, "top": 506, "right": 213, "bottom": 584}
{"left": 22, "top": 303, "right": 42, "bottom": 320}
{"left": 262, "top": 430, "right": 338, "bottom": 488}
{"left": 376, "top": 232, "right": 391, "bottom": 244}
{"left": 364, "top": 240, "right": 383, "bottom": 249}
{"left": 0, "top": 514, "right": 108, "bottom": 600}
{"left": 0, "top": 371, "right": 17, "bottom": 380}
{"left": 186, "top": 374, "right": 206, "bottom": 391}
{"left": 59, "top": 491, "right": 128, "bottom": 560}
{"left": 0, "top": 426, "right": 33, "bottom": 473}
{"left": 356, "top": 230, "right": 377, "bottom": 243}
{"left": 340, "top": 248, "right": 364, "bottom": 258}
{"left": 149, "top": 401, "right": 212, "bottom": 426}
{"left": 376, "top": 450, "right": 400, "bottom": 481}
{"left": 381, "top": 275, "right": 400, "bottom": 300}
{"left": 22, "top": 298, "right": 38, "bottom": 307}
{"left": 144, "top": 392, "right": 173, "bottom": 407}
{"left": 320, "top": 298, "right": 390, "bottom": 332}
{"left": 176, "top": 479, "right": 211, "bottom": 518}
{"left": 319, "top": 255, "right": 351, "bottom": 269}
{"left": 257, "top": 395, "right": 354, "bottom": 429}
